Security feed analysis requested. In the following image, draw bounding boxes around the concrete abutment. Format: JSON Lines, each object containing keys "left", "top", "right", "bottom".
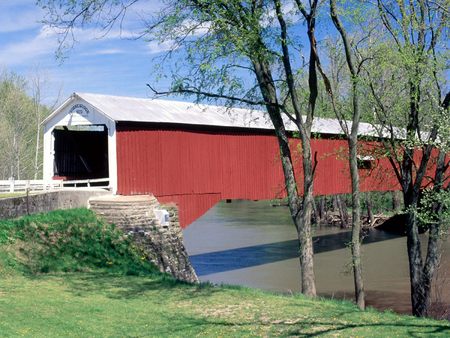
{"left": 88, "top": 194, "right": 198, "bottom": 283}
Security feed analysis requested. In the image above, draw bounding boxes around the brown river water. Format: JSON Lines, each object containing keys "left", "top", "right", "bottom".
{"left": 183, "top": 200, "right": 450, "bottom": 317}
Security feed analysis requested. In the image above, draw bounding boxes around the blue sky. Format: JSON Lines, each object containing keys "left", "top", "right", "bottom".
{"left": 0, "top": 1, "right": 334, "bottom": 107}
{"left": 0, "top": 0, "right": 172, "bottom": 104}
{"left": 0, "top": 1, "right": 315, "bottom": 107}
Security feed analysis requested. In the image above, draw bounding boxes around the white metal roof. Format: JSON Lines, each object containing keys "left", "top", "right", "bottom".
{"left": 44, "top": 92, "right": 381, "bottom": 137}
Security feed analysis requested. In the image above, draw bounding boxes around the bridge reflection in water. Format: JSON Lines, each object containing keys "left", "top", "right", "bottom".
{"left": 190, "top": 230, "right": 400, "bottom": 276}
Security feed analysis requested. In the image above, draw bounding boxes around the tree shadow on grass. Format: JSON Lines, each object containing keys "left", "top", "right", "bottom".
{"left": 136, "top": 310, "right": 450, "bottom": 337}
{"left": 283, "top": 320, "right": 450, "bottom": 337}
{"left": 149, "top": 312, "right": 250, "bottom": 336}
{"left": 59, "top": 272, "right": 223, "bottom": 300}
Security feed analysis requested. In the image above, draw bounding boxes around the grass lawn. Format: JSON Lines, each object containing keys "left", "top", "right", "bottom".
{"left": 0, "top": 209, "right": 449, "bottom": 337}
{"left": 1, "top": 273, "right": 449, "bottom": 337}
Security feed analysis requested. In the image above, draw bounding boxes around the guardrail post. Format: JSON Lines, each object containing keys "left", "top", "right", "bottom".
{"left": 9, "top": 177, "right": 14, "bottom": 193}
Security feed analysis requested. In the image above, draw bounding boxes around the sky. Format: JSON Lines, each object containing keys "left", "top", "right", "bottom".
{"left": 0, "top": 0, "right": 172, "bottom": 105}
{"left": 0, "top": 0, "right": 312, "bottom": 107}
{"left": 0, "top": 0, "right": 341, "bottom": 109}
{"left": 4, "top": 1, "right": 445, "bottom": 109}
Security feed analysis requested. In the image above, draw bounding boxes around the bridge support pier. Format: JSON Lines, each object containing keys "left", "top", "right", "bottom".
{"left": 88, "top": 194, "right": 198, "bottom": 283}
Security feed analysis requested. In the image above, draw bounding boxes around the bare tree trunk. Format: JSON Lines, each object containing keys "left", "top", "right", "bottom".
{"left": 17, "top": 147, "right": 20, "bottom": 180}
{"left": 406, "top": 150, "right": 447, "bottom": 317}
{"left": 366, "top": 193, "right": 374, "bottom": 225}
{"left": 405, "top": 202, "right": 426, "bottom": 316}
{"left": 34, "top": 115, "right": 41, "bottom": 180}
{"left": 403, "top": 81, "right": 430, "bottom": 317}
{"left": 330, "top": 0, "right": 365, "bottom": 309}
{"left": 348, "top": 138, "right": 365, "bottom": 309}
{"left": 401, "top": 85, "right": 437, "bottom": 317}
{"left": 252, "top": 56, "right": 316, "bottom": 296}
{"left": 274, "top": 0, "right": 320, "bottom": 297}
{"left": 332, "top": 195, "right": 339, "bottom": 212}
{"left": 312, "top": 197, "right": 321, "bottom": 225}
{"left": 299, "top": 139, "right": 317, "bottom": 296}
{"left": 319, "top": 196, "right": 326, "bottom": 222}
{"left": 32, "top": 72, "right": 42, "bottom": 180}
{"left": 34, "top": 122, "right": 41, "bottom": 180}
{"left": 11, "top": 134, "right": 16, "bottom": 179}
{"left": 392, "top": 191, "right": 402, "bottom": 212}
{"left": 337, "top": 195, "right": 349, "bottom": 228}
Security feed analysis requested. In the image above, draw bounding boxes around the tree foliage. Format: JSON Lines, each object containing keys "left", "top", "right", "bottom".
{"left": 359, "top": 0, "right": 449, "bottom": 317}
{"left": 0, "top": 72, "right": 50, "bottom": 180}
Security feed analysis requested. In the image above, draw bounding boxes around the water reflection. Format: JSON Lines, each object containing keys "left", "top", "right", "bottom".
{"left": 183, "top": 200, "right": 450, "bottom": 315}
{"left": 191, "top": 230, "right": 401, "bottom": 276}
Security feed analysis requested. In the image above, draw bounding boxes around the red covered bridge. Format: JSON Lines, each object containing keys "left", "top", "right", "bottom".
{"left": 42, "top": 93, "right": 436, "bottom": 227}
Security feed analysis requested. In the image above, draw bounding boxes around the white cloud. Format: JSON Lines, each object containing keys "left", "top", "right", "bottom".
{"left": 73, "top": 26, "right": 141, "bottom": 41}
{"left": 0, "top": 0, "right": 48, "bottom": 33}
{"left": 147, "top": 40, "right": 178, "bottom": 54}
{"left": 82, "top": 48, "right": 125, "bottom": 56}
{"left": 145, "top": 20, "right": 211, "bottom": 54}
{"left": 0, "top": 24, "right": 145, "bottom": 66}
{"left": 0, "top": 26, "right": 58, "bottom": 66}
{"left": 0, "top": 9, "right": 43, "bottom": 33}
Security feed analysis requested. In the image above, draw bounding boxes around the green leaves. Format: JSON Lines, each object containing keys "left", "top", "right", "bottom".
{"left": 417, "top": 188, "right": 450, "bottom": 236}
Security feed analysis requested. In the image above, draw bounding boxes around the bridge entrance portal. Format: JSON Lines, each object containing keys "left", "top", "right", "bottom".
{"left": 53, "top": 125, "right": 109, "bottom": 182}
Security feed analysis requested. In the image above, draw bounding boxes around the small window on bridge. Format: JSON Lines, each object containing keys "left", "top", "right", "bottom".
{"left": 357, "top": 155, "right": 374, "bottom": 170}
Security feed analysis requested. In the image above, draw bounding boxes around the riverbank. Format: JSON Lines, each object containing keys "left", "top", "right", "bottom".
{"left": 1, "top": 209, "right": 449, "bottom": 336}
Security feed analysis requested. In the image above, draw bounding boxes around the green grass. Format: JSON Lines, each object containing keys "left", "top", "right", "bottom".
{"left": 0, "top": 209, "right": 449, "bottom": 337}
{"left": 0, "top": 208, "right": 157, "bottom": 276}
{"left": 0, "top": 192, "right": 25, "bottom": 199}
{"left": 1, "top": 273, "right": 449, "bottom": 337}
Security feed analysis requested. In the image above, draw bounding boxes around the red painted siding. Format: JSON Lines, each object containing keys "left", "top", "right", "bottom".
{"left": 116, "top": 124, "right": 437, "bottom": 227}
{"left": 157, "top": 193, "right": 222, "bottom": 229}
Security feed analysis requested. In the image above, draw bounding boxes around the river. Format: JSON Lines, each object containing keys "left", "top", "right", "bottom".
{"left": 183, "top": 200, "right": 450, "bottom": 317}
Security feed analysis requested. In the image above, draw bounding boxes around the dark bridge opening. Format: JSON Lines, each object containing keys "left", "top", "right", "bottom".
{"left": 53, "top": 125, "right": 109, "bottom": 180}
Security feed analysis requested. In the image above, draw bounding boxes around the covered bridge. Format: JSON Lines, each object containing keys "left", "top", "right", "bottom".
{"left": 43, "top": 92, "right": 401, "bottom": 227}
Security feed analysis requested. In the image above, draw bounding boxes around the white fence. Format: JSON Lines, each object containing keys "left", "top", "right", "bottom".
{"left": 0, "top": 178, "right": 110, "bottom": 193}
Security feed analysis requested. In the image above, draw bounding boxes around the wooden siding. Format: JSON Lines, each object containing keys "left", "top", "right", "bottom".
{"left": 116, "top": 124, "right": 420, "bottom": 227}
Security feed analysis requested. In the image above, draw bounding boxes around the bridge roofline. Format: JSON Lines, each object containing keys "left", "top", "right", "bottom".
{"left": 44, "top": 92, "right": 404, "bottom": 139}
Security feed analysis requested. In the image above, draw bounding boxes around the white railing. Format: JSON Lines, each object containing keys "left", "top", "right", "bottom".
{"left": 0, "top": 178, "right": 110, "bottom": 193}
{"left": 59, "top": 178, "right": 110, "bottom": 188}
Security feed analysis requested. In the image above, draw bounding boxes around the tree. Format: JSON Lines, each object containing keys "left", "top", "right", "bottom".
{"left": 0, "top": 72, "right": 34, "bottom": 180}
{"left": 38, "top": 0, "right": 329, "bottom": 296}
{"left": 363, "top": 0, "right": 449, "bottom": 317}
{"left": 312, "top": 0, "right": 370, "bottom": 311}
{"left": 29, "top": 68, "right": 60, "bottom": 180}
{"left": 0, "top": 71, "right": 50, "bottom": 181}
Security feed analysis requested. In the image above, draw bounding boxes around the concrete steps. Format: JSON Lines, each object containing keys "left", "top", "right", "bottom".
{"left": 88, "top": 195, "right": 158, "bottom": 228}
